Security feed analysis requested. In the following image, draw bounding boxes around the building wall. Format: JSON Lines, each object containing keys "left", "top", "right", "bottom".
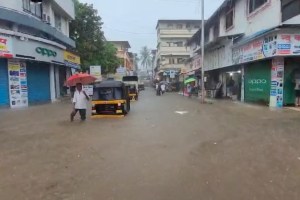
{"left": 219, "top": 0, "right": 281, "bottom": 37}
{"left": 157, "top": 21, "right": 201, "bottom": 73}
{"left": 53, "top": 0, "right": 75, "bottom": 19}
{"left": 0, "top": 1, "right": 23, "bottom": 12}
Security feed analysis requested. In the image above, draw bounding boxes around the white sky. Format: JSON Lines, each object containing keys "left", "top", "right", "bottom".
{"left": 80, "top": 0, "right": 225, "bottom": 53}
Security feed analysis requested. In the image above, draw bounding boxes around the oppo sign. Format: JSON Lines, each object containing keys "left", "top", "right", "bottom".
{"left": 248, "top": 79, "right": 267, "bottom": 84}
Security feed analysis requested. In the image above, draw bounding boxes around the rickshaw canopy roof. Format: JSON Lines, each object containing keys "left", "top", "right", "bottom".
{"left": 94, "top": 80, "right": 125, "bottom": 88}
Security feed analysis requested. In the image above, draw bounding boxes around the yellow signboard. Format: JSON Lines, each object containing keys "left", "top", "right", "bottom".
{"left": 63, "top": 51, "right": 81, "bottom": 65}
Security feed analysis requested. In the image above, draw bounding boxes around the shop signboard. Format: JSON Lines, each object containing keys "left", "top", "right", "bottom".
{"left": 277, "top": 34, "right": 300, "bottom": 55}
{"left": 13, "top": 38, "right": 64, "bottom": 63}
{"left": 233, "top": 39, "right": 265, "bottom": 64}
{"left": 116, "top": 66, "right": 127, "bottom": 76}
{"left": 64, "top": 51, "right": 81, "bottom": 69}
{"left": 0, "top": 36, "right": 13, "bottom": 58}
{"left": 8, "top": 59, "right": 28, "bottom": 108}
{"left": 233, "top": 33, "right": 300, "bottom": 65}
{"left": 269, "top": 58, "right": 284, "bottom": 108}
{"left": 90, "top": 65, "right": 102, "bottom": 81}
{"left": 83, "top": 85, "right": 93, "bottom": 96}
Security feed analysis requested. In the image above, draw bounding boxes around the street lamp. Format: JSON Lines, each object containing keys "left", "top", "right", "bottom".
{"left": 200, "top": 0, "right": 205, "bottom": 104}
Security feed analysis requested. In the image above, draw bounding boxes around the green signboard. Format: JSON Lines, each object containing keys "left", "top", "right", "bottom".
{"left": 244, "top": 61, "right": 271, "bottom": 104}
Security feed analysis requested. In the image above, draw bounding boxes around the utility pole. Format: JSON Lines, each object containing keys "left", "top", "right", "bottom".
{"left": 201, "top": 0, "right": 205, "bottom": 103}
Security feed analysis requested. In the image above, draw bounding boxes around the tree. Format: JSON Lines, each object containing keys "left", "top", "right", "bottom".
{"left": 140, "top": 46, "right": 152, "bottom": 72}
{"left": 99, "top": 42, "right": 121, "bottom": 74}
{"left": 70, "top": 0, "right": 120, "bottom": 73}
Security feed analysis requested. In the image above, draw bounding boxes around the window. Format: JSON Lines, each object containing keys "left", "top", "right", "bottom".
{"left": 169, "top": 58, "right": 175, "bottom": 64}
{"left": 167, "top": 24, "right": 173, "bottom": 29}
{"left": 225, "top": 9, "right": 234, "bottom": 30}
{"left": 55, "top": 13, "right": 62, "bottom": 31}
{"left": 282, "top": 0, "right": 300, "bottom": 22}
{"left": 176, "top": 24, "right": 183, "bottom": 29}
{"left": 22, "top": 0, "right": 42, "bottom": 18}
{"left": 248, "top": 0, "right": 268, "bottom": 14}
{"left": 186, "top": 24, "right": 191, "bottom": 29}
{"left": 177, "top": 58, "right": 184, "bottom": 64}
{"left": 194, "top": 25, "right": 200, "bottom": 29}
{"left": 174, "top": 41, "right": 183, "bottom": 47}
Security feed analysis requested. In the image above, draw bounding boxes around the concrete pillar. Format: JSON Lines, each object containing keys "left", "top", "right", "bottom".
{"left": 241, "top": 65, "right": 245, "bottom": 102}
{"left": 66, "top": 68, "right": 71, "bottom": 95}
{"left": 269, "top": 57, "right": 284, "bottom": 108}
{"left": 55, "top": 66, "right": 60, "bottom": 98}
{"left": 49, "top": 64, "right": 56, "bottom": 102}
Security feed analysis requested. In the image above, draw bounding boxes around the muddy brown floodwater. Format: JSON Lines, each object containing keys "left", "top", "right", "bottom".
{"left": 1, "top": 89, "right": 300, "bottom": 200}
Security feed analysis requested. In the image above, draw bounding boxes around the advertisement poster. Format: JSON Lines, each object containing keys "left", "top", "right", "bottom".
{"left": 90, "top": 65, "right": 102, "bottom": 81}
{"left": 83, "top": 85, "right": 93, "bottom": 96}
{"left": 277, "top": 34, "right": 292, "bottom": 55}
{"left": 270, "top": 58, "right": 284, "bottom": 108}
{"left": 8, "top": 60, "right": 28, "bottom": 108}
{"left": 0, "top": 36, "right": 13, "bottom": 58}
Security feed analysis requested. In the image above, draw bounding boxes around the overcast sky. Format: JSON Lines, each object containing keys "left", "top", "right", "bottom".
{"left": 80, "top": 0, "right": 224, "bottom": 53}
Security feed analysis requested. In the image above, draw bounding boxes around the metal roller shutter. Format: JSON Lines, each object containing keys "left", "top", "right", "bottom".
{"left": 0, "top": 59, "right": 9, "bottom": 106}
{"left": 27, "top": 62, "right": 51, "bottom": 104}
{"left": 244, "top": 61, "right": 271, "bottom": 104}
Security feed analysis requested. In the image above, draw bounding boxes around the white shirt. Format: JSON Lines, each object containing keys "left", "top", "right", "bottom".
{"left": 161, "top": 84, "right": 166, "bottom": 91}
{"left": 73, "top": 90, "right": 88, "bottom": 109}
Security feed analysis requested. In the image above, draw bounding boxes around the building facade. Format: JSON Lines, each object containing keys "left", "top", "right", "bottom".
{"left": 0, "top": 0, "right": 80, "bottom": 108}
{"left": 188, "top": 0, "right": 300, "bottom": 107}
{"left": 110, "top": 41, "right": 133, "bottom": 72}
{"left": 155, "top": 20, "right": 202, "bottom": 83}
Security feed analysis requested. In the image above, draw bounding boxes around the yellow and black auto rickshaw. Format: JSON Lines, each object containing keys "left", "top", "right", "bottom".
{"left": 122, "top": 76, "right": 139, "bottom": 101}
{"left": 91, "top": 80, "right": 130, "bottom": 118}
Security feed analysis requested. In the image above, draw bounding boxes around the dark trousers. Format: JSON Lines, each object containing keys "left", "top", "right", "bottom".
{"left": 71, "top": 109, "right": 86, "bottom": 120}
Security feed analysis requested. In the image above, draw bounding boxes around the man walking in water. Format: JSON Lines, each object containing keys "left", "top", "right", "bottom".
{"left": 71, "top": 83, "right": 90, "bottom": 121}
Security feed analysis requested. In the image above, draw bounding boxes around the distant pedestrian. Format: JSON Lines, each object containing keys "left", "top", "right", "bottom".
{"left": 161, "top": 84, "right": 166, "bottom": 95}
{"left": 187, "top": 84, "right": 192, "bottom": 98}
{"left": 70, "top": 83, "right": 90, "bottom": 122}
{"left": 156, "top": 83, "right": 161, "bottom": 96}
{"left": 227, "top": 77, "right": 235, "bottom": 98}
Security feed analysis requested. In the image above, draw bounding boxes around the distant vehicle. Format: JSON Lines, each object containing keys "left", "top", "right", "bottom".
{"left": 122, "top": 76, "right": 139, "bottom": 101}
{"left": 138, "top": 84, "right": 145, "bottom": 91}
{"left": 91, "top": 80, "right": 130, "bottom": 118}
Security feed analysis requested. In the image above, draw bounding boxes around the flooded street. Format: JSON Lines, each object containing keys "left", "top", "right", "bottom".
{"left": 0, "top": 89, "right": 300, "bottom": 199}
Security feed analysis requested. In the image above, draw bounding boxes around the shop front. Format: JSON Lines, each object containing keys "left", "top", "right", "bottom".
{"left": 0, "top": 35, "right": 13, "bottom": 106}
{"left": 232, "top": 30, "right": 300, "bottom": 107}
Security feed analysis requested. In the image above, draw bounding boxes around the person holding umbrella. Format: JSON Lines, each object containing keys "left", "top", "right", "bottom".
{"left": 67, "top": 72, "right": 96, "bottom": 121}
{"left": 70, "top": 83, "right": 90, "bottom": 121}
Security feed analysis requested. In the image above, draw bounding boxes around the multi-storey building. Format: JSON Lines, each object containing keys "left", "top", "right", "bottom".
{"left": 110, "top": 41, "right": 133, "bottom": 72}
{"left": 155, "top": 20, "right": 201, "bottom": 82}
{"left": 0, "top": 0, "right": 80, "bottom": 108}
{"left": 188, "top": 0, "right": 300, "bottom": 107}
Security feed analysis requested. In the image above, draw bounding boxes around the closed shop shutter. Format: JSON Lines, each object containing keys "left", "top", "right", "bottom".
{"left": 244, "top": 61, "right": 271, "bottom": 104}
{"left": 0, "top": 59, "right": 9, "bottom": 106}
{"left": 27, "top": 62, "right": 51, "bottom": 104}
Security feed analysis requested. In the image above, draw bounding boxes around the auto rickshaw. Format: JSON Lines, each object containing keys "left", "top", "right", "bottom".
{"left": 91, "top": 80, "right": 130, "bottom": 118}
{"left": 122, "top": 76, "right": 139, "bottom": 101}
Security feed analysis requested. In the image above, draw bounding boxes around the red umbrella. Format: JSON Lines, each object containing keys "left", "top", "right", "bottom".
{"left": 67, "top": 73, "right": 97, "bottom": 86}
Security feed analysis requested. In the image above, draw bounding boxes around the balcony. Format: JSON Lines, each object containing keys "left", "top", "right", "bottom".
{"left": 0, "top": 7, "right": 75, "bottom": 47}
{"left": 158, "top": 46, "right": 190, "bottom": 57}
{"left": 52, "top": 0, "right": 75, "bottom": 19}
{"left": 160, "top": 63, "right": 185, "bottom": 70}
{"left": 159, "top": 29, "right": 198, "bottom": 38}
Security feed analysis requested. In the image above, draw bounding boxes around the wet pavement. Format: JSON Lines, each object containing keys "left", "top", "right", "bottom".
{"left": 1, "top": 88, "right": 300, "bottom": 200}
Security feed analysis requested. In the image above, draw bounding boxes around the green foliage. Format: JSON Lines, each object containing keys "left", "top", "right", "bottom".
{"left": 140, "top": 46, "right": 152, "bottom": 71}
{"left": 70, "top": 0, "right": 120, "bottom": 73}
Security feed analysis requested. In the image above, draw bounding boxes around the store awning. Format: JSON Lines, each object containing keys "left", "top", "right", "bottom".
{"left": 184, "top": 77, "right": 196, "bottom": 84}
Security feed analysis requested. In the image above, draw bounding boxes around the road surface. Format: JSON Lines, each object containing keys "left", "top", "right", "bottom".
{"left": 1, "top": 89, "right": 300, "bottom": 200}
